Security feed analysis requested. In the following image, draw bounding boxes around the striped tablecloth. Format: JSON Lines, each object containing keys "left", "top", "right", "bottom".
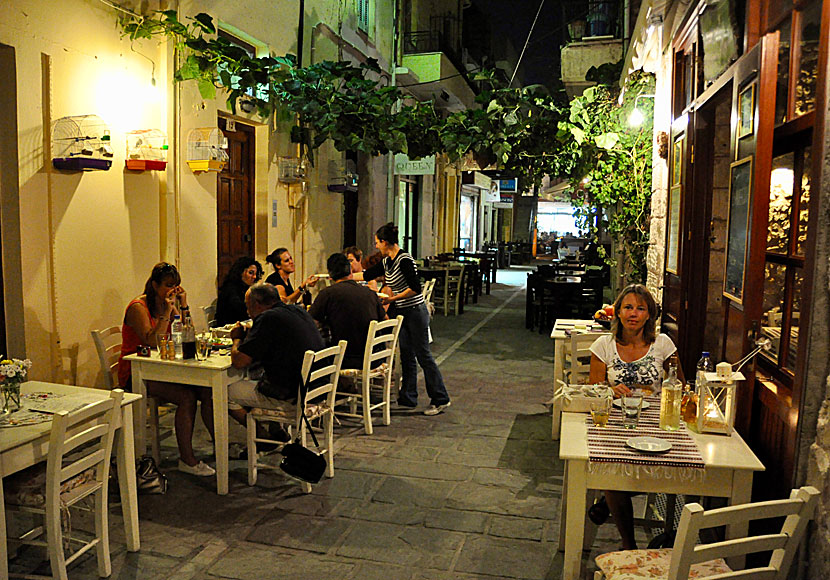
{"left": 586, "top": 399, "right": 705, "bottom": 471}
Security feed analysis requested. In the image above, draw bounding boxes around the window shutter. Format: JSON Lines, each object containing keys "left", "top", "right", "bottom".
{"left": 358, "top": 0, "right": 369, "bottom": 32}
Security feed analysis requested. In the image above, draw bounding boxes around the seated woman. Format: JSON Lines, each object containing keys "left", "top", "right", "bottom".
{"left": 215, "top": 256, "right": 262, "bottom": 326}
{"left": 117, "top": 262, "right": 216, "bottom": 477}
{"left": 264, "top": 247, "right": 318, "bottom": 304}
{"left": 588, "top": 283, "right": 678, "bottom": 549}
{"left": 344, "top": 245, "right": 378, "bottom": 291}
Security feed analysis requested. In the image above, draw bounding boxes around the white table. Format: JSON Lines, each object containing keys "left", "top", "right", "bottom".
{"left": 558, "top": 411, "right": 765, "bottom": 580}
{"left": 549, "top": 319, "right": 602, "bottom": 439}
{"left": 125, "top": 352, "right": 244, "bottom": 495}
{"left": 0, "top": 382, "right": 142, "bottom": 578}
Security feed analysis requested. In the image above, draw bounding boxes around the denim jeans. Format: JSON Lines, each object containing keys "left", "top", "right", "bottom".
{"left": 396, "top": 302, "right": 450, "bottom": 406}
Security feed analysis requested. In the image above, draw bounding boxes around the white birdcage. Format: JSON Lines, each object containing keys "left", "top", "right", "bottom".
{"left": 186, "top": 127, "right": 228, "bottom": 173}
{"left": 278, "top": 156, "right": 309, "bottom": 183}
{"left": 125, "top": 129, "right": 168, "bottom": 171}
{"left": 51, "top": 115, "right": 113, "bottom": 171}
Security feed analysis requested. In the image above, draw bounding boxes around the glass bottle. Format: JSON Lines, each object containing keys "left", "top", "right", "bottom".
{"left": 182, "top": 312, "right": 197, "bottom": 359}
{"left": 171, "top": 315, "right": 183, "bottom": 359}
{"left": 660, "top": 356, "right": 682, "bottom": 431}
{"left": 681, "top": 382, "right": 698, "bottom": 425}
{"left": 696, "top": 351, "right": 714, "bottom": 385}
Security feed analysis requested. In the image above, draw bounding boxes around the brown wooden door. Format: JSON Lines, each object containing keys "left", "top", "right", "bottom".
{"left": 217, "top": 117, "right": 255, "bottom": 284}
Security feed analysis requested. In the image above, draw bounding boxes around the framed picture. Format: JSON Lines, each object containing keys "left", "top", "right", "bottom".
{"left": 672, "top": 136, "right": 683, "bottom": 187}
{"left": 666, "top": 184, "right": 682, "bottom": 273}
{"left": 738, "top": 83, "right": 755, "bottom": 139}
{"left": 723, "top": 157, "right": 753, "bottom": 303}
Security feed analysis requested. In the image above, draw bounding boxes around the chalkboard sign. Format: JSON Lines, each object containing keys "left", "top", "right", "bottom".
{"left": 724, "top": 157, "right": 753, "bottom": 302}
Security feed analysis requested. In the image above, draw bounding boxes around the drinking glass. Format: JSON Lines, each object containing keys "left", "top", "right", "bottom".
{"left": 590, "top": 397, "right": 611, "bottom": 427}
{"left": 195, "top": 333, "right": 211, "bottom": 361}
{"left": 621, "top": 394, "right": 644, "bottom": 429}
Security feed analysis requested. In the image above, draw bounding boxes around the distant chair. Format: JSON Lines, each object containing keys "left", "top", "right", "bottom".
{"left": 203, "top": 299, "right": 218, "bottom": 328}
{"left": 565, "top": 331, "right": 606, "bottom": 384}
{"left": 594, "top": 486, "right": 820, "bottom": 580}
{"left": 422, "top": 278, "right": 436, "bottom": 304}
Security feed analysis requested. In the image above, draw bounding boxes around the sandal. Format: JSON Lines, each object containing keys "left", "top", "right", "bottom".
{"left": 588, "top": 496, "right": 610, "bottom": 525}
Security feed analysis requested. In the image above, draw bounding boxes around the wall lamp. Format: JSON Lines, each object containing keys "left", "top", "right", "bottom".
{"left": 628, "top": 93, "right": 655, "bottom": 127}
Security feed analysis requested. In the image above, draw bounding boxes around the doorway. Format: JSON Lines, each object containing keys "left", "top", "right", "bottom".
{"left": 217, "top": 117, "right": 255, "bottom": 284}
{"left": 397, "top": 177, "right": 419, "bottom": 256}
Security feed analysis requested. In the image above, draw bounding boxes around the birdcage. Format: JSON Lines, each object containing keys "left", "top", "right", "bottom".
{"left": 186, "top": 128, "right": 228, "bottom": 173}
{"left": 125, "top": 129, "right": 168, "bottom": 171}
{"left": 278, "top": 156, "right": 309, "bottom": 183}
{"left": 51, "top": 115, "right": 113, "bottom": 171}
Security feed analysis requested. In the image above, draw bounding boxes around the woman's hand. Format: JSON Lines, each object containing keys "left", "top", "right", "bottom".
{"left": 172, "top": 285, "right": 188, "bottom": 309}
{"left": 611, "top": 383, "right": 632, "bottom": 398}
{"left": 302, "top": 276, "right": 319, "bottom": 288}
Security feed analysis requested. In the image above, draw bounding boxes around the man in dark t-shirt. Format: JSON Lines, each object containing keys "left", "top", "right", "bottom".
{"left": 310, "top": 253, "right": 387, "bottom": 369}
{"left": 229, "top": 283, "right": 324, "bottom": 404}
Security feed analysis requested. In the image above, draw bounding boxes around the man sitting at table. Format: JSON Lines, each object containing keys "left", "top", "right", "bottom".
{"left": 228, "top": 283, "right": 325, "bottom": 412}
{"left": 309, "top": 253, "right": 387, "bottom": 370}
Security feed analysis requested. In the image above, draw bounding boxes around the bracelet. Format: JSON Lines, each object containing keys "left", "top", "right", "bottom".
{"left": 180, "top": 305, "right": 189, "bottom": 310}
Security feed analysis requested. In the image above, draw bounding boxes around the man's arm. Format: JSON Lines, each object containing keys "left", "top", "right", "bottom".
{"left": 229, "top": 324, "right": 253, "bottom": 368}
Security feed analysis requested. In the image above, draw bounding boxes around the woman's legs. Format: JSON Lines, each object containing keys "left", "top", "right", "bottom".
{"left": 195, "top": 387, "right": 215, "bottom": 440}
{"left": 605, "top": 490, "right": 637, "bottom": 549}
{"left": 146, "top": 381, "right": 201, "bottom": 466}
{"left": 407, "top": 304, "right": 450, "bottom": 405}
{"left": 396, "top": 310, "right": 420, "bottom": 406}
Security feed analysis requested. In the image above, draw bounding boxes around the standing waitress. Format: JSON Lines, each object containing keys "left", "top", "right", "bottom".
{"left": 355, "top": 223, "right": 451, "bottom": 415}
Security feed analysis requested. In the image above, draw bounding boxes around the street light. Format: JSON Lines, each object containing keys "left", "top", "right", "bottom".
{"left": 628, "top": 94, "right": 655, "bottom": 127}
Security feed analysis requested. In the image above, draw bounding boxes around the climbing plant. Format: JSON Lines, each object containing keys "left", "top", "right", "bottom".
{"left": 557, "top": 70, "right": 656, "bottom": 284}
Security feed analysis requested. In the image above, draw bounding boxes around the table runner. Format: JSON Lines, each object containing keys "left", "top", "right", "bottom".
{"left": 586, "top": 398, "right": 705, "bottom": 479}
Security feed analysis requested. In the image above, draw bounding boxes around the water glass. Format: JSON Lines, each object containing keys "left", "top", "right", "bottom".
{"left": 621, "top": 394, "right": 644, "bottom": 429}
{"left": 590, "top": 397, "right": 611, "bottom": 427}
{"left": 195, "top": 333, "right": 211, "bottom": 361}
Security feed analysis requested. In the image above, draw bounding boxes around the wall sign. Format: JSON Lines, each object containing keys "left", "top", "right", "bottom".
{"left": 394, "top": 154, "right": 435, "bottom": 175}
{"left": 724, "top": 156, "right": 753, "bottom": 303}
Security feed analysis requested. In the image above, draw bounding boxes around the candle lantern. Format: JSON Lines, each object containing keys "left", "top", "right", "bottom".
{"left": 696, "top": 370, "right": 745, "bottom": 435}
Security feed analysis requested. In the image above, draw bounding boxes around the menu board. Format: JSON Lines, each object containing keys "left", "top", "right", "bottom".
{"left": 724, "top": 157, "right": 753, "bottom": 302}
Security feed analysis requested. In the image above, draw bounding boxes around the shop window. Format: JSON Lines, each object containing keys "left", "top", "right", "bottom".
{"left": 759, "top": 145, "right": 810, "bottom": 382}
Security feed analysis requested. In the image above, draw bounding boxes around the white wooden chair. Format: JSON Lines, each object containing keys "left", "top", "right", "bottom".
{"left": 565, "top": 331, "right": 606, "bottom": 384}
{"left": 335, "top": 316, "right": 403, "bottom": 435}
{"left": 246, "top": 341, "right": 346, "bottom": 493}
{"left": 422, "top": 278, "right": 436, "bottom": 304}
{"left": 202, "top": 299, "right": 218, "bottom": 328}
{"left": 593, "top": 486, "right": 820, "bottom": 580}
{"left": 4, "top": 390, "right": 124, "bottom": 580}
{"left": 91, "top": 327, "right": 165, "bottom": 463}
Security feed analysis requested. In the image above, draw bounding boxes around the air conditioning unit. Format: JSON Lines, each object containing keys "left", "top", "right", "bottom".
{"left": 278, "top": 157, "right": 309, "bottom": 183}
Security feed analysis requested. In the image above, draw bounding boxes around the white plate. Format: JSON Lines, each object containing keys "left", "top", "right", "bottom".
{"left": 613, "top": 399, "right": 651, "bottom": 410}
{"left": 626, "top": 436, "right": 671, "bottom": 453}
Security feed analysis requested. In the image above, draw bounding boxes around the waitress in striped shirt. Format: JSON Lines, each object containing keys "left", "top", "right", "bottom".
{"left": 356, "top": 223, "right": 451, "bottom": 416}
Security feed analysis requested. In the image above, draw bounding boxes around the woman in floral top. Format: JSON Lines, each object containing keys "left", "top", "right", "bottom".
{"left": 588, "top": 283, "right": 678, "bottom": 550}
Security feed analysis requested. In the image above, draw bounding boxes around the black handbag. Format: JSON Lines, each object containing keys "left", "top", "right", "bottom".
{"left": 136, "top": 455, "right": 168, "bottom": 495}
{"left": 279, "top": 372, "right": 327, "bottom": 484}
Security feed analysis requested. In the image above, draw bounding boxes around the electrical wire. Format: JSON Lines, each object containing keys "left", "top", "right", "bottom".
{"left": 509, "top": 0, "right": 546, "bottom": 87}
{"left": 96, "top": 0, "right": 139, "bottom": 18}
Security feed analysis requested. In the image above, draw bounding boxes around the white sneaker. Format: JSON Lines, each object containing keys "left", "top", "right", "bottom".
{"left": 423, "top": 401, "right": 451, "bottom": 416}
{"left": 178, "top": 460, "right": 216, "bottom": 477}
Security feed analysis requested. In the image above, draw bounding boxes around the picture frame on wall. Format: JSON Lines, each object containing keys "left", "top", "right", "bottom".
{"left": 738, "top": 83, "right": 755, "bottom": 139}
{"left": 723, "top": 156, "right": 753, "bottom": 303}
{"left": 672, "top": 137, "right": 683, "bottom": 187}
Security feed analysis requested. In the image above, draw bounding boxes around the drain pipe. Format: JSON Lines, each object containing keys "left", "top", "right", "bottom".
{"left": 623, "top": 0, "right": 631, "bottom": 59}
{"left": 386, "top": 0, "right": 400, "bottom": 223}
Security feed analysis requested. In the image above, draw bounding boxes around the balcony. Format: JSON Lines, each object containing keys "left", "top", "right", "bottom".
{"left": 400, "top": 26, "right": 476, "bottom": 112}
{"left": 560, "top": 0, "right": 624, "bottom": 98}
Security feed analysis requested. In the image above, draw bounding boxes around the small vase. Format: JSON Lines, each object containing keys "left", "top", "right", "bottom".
{"left": 1, "top": 381, "right": 21, "bottom": 413}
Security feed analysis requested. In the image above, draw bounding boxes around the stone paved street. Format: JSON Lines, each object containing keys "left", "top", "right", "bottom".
{"left": 9, "top": 266, "right": 638, "bottom": 579}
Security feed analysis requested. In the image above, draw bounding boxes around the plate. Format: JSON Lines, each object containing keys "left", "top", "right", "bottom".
{"left": 613, "top": 399, "right": 651, "bottom": 410}
{"left": 626, "top": 436, "right": 671, "bottom": 453}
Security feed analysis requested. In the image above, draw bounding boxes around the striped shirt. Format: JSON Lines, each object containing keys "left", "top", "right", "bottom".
{"left": 364, "top": 251, "right": 424, "bottom": 309}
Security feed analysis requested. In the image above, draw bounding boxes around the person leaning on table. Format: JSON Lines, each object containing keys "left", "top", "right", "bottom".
{"left": 117, "top": 262, "right": 216, "bottom": 477}
{"left": 264, "top": 247, "right": 319, "bottom": 305}
{"left": 587, "top": 283, "right": 680, "bottom": 550}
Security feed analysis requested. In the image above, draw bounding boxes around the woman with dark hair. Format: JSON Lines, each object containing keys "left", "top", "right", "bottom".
{"left": 118, "top": 262, "right": 216, "bottom": 476}
{"left": 355, "top": 223, "right": 451, "bottom": 416}
{"left": 588, "top": 283, "right": 678, "bottom": 549}
{"left": 264, "top": 247, "right": 318, "bottom": 304}
{"left": 215, "top": 257, "right": 262, "bottom": 325}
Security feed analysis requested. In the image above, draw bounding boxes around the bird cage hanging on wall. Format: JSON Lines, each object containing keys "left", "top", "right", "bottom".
{"left": 278, "top": 156, "right": 309, "bottom": 183}
{"left": 125, "top": 129, "right": 168, "bottom": 171}
{"left": 186, "top": 127, "right": 228, "bottom": 173}
{"left": 51, "top": 115, "right": 113, "bottom": 171}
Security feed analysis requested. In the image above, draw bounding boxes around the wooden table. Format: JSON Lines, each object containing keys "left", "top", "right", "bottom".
{"left": 558, "top": 411, "right": 765, "bottom": 580}
{"left": 0, "top": 382, "right": 142, "bottom": 579}
{"left": 549, "top": 319, "right": 601, "bottom": 439}
{"left": 125, "top": 351, "right": 245, "bottom": 495}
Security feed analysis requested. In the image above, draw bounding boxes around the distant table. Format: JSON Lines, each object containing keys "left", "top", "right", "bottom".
{"left": 125, "top": 351, "right": 245, "bottom": 495}
{"left": 558, "top": 411, "right": 765, "bottom": 580}
{"left": 0, "top": 382, "right": 142, "bottom": 579}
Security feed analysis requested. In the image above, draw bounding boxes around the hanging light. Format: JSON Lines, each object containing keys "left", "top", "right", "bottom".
{"left": 628, "top": 94, "right": 655, "bottom": 127}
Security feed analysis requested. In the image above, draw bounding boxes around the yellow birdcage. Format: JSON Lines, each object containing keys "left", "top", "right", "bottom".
{"left": 186, "top": 127, "right": 228, "bottom": 173}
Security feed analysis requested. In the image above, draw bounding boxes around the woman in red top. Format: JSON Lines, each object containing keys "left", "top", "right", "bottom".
{"left": 118, "top": 262, "right": 216, "bottom": 477}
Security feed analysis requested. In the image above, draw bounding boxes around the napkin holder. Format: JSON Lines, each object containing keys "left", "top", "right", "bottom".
{"left": 696, "top": 371, "right": 745, "bottom": 435}
{"left": 555, "top": 381, "right": 612, "bottom": 413}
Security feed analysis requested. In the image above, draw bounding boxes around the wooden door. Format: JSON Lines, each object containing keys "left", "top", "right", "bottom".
{"left": 217, "top": 117, "right": 254, "bottom": 284}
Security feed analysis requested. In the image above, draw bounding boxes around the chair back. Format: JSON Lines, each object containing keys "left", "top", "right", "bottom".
{"left": 568, "top": 332, "right": 606, "bottom": 383}
{"left": 362, "top": 315, "right": 403, "bottom": 378}
{"left": 203, "top": 299, "right": 218, "bottom": 328}
{"left": 298, "top": 340, "right": 347, "bottom": 424}
{"left": 422, "top": 278, "right": 437, "bottom": 303}
{"left": 46, "top": 390, "right": 124, "bottom": 513}
{"left": 91, "top": 326, "right": 122, "bottom": 388}
{"left": 668, "top": 486, "right": 820, "bottom": 580}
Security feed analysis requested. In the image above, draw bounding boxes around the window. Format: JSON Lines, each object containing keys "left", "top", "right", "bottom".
{"left": 357, "top": 0, "right": 370, "bottom": 33}
{"left": 217, "top": 29, "right": 269, "bottom": 102}
{"left": 759, "top": 142, "right": 810, "bottom": 380}
{"left": 774, "top": 1, "right": 820, "bottom": 126}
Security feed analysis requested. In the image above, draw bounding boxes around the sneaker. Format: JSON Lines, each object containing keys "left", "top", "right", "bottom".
{"left": 423, "top": 401, "right": 451, "bottom": 416}
{"left": 178, "top": 460, "right": 216, "bottom": 477}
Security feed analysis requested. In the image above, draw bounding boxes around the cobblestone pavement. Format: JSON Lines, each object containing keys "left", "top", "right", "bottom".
{"left": 9, "top": 266, "right": 640, "bottom": 579}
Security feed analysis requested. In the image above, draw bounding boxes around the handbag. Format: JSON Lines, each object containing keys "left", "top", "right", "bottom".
{"left": 135, "top": 455, "right": 168, "bottom": 495}
{"left": 279, "top": 370, "right": 327, "bottom": 484}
